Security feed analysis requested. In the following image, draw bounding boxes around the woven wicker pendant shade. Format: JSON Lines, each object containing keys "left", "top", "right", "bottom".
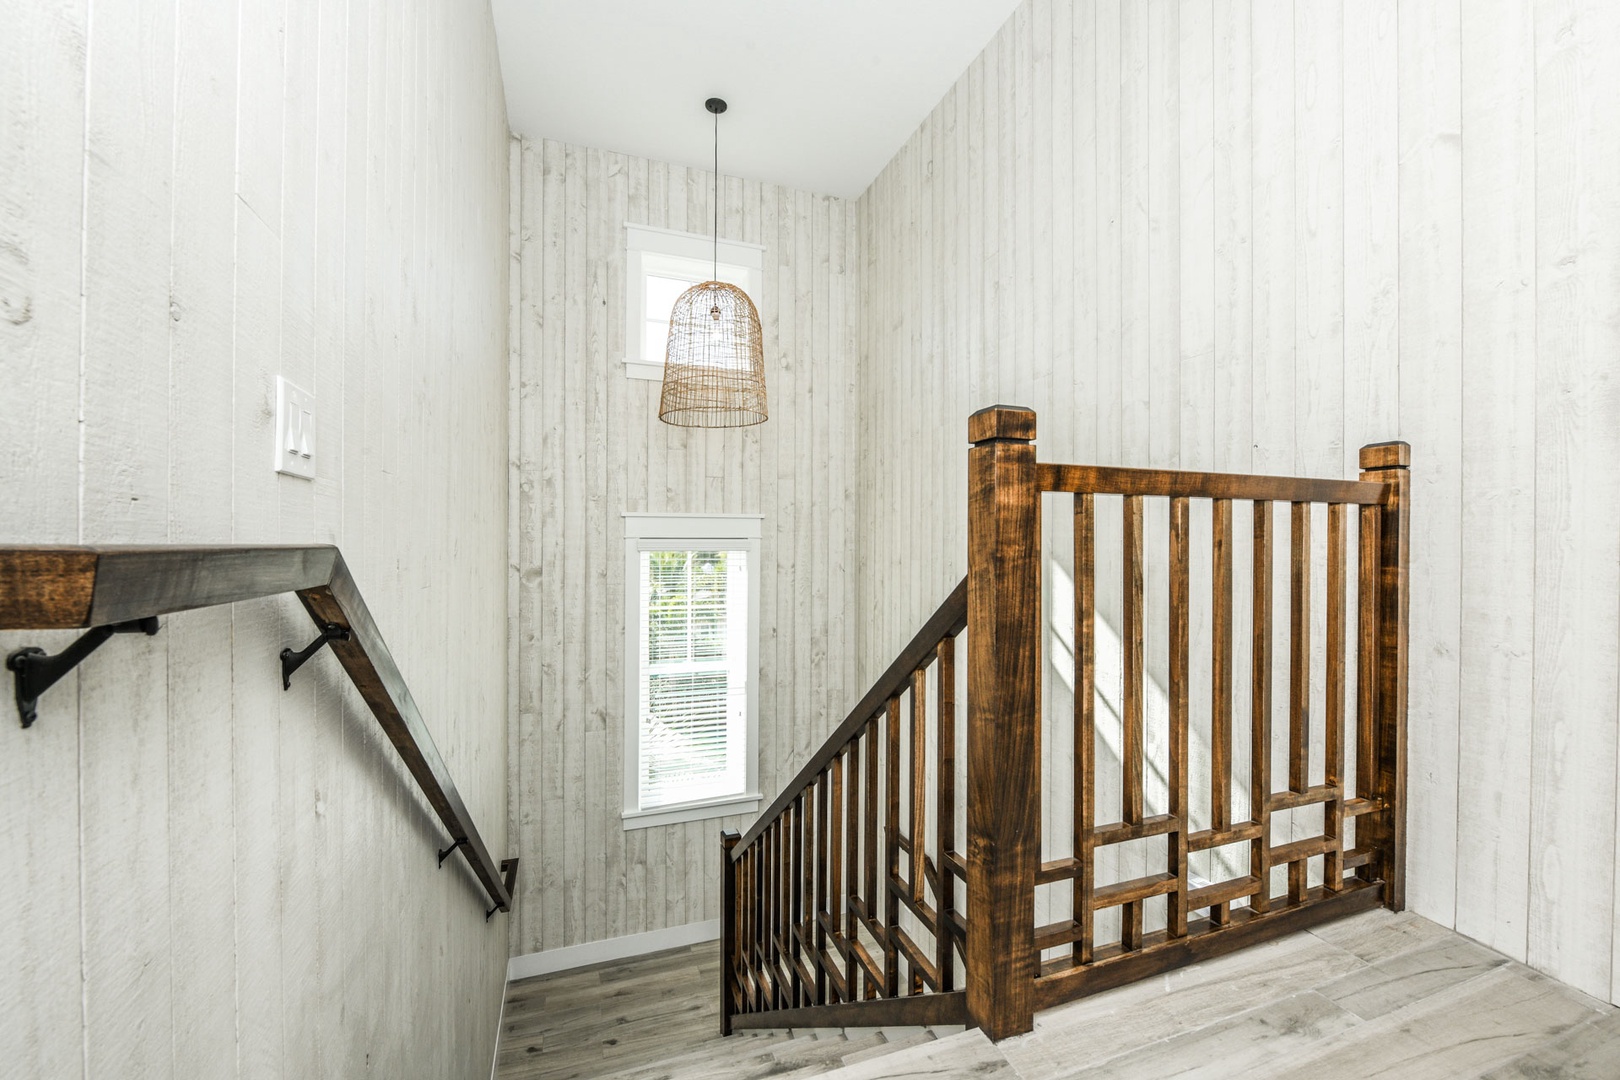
{"left": 658, "top": 96, "right": 768, "bottom": 428}
{"left": 658, "top": 281, "right": 767, "bottom": 427}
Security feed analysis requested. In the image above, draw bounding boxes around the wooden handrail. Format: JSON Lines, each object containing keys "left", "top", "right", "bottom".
{"left": 732, "top": 575, "right": 966, "bottom": 854}
{"left": 0, "top": 544, "right": 516, "bottom": 915}
{"left": 1036, "top": 462, "right": 1389, "bottom": 504}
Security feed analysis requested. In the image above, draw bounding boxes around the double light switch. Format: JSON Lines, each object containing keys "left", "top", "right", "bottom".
{"left": 275, "top": 376, "right": 316, "bottom": 480}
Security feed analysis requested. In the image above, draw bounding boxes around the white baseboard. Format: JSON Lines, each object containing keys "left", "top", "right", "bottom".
{"left": 507, "top": 919, "right": 721, "bottom": 982}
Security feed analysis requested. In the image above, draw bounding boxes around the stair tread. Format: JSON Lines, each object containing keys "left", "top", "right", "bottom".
{"left": 820, "top": 1028, "right": 1016, "bottom": 1079}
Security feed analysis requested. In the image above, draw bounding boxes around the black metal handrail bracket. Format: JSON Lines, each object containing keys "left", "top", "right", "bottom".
{"left": 7, "top": 616, "right": 162, "bottom": 728}
{"left": 280, "top": 622, "right": 351, "bottom": 689}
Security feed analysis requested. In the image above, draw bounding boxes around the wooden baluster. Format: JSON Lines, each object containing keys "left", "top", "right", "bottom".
{"left": 774, "top": 812, "right": 786, "bottom": 1006}
{"left": 1288, "top": 502, "right": 1310, "bottom": 904}
{"left": 764, "top": 819, "right": 775, "bottom": 1003}
{"left": 1360, "top": 442, "right": 1410, "bottom": 911}
{"left": 910, "top": 667, "right": 927, "bottom": 905}
{"left": 965, "top": 404, "right": 1040, "bottom": 1040}
{"left": 779, "top": 819, "right": 789, "bottom": 997}
{"left": 761, "top": 835, "right": 774, "bottom": 1010}
{"left": 772, "top": 814, "right": 781, "bottom": 1003}
{"left": 845, "top": 733, "right": 861, "bottom": 999}
{"left": 776, "top": 814, "right": 788, "bottom": 1001}
{"left": 814, "top": 772, "right": 829, "bottom": 1002}
{"left": 765, "top": 838, "right": 772, "bottom": 1005}
{"left": 1325, "top": 504, "right": 1347, "bottom": 892}
{"left": 1355, "top": 504, "right": 1381, "bottom": 887}
{"left": 864, "top": 714, "right": 879, "bottom": 994}
{"left": 1122, "top": 493, "right": 1145, "bottom": 950}
{"left": 885, "top": 694, "right": 902, "bottom": 996}
{"left": 757, "top": 842, "right": 766, "bottom": 1007}
{"left": 1251, "top": 501, "right": 1273, "bottom": 915}
{"left": 788, "top": 809, "right": 799, "bottom": 1000}
{"left": 743, "top": 844, "right": 755, "bottom": 1010}
{"left": 755, "top": 840, "right": 766, "bottom": 1008}
{"left": 936, "top": 635, "right": 957, "bottom": 991}
{"left": 1074, "top": 493, "right": 1097, "bottom": 962}
{"left": 757, "top": 826, "right": 767, "bottom": 1006}
{"left": 861, "top": 718, "right": 874, "bottom": 997}
{"left": 1168, "top": 497, "right": 1190, "bottom": 938}
{"left": 829, "top": 757, "right": 842, "bottom": 1003}
{"left": 722, "top": 830, "right": 740, "bottom": 1034}
{"left": 743, "top": 844, "right": 752, "bottom": 1011}
{"left": 765, "top": 821, "right": 777, "bottom": 1003}
{"left": 755, "top": 843, "right": 765, "bottom": 1007}
{"left": 1209, "top": 498, "right": 1234, "bottom": 926}
{"left": 778, "top": 820, "right": 788, "bottom": 998}
{"left": 909, "top": 668, "right": 927, "bottom": 996}
{"left": 790, "top": 797, "right": 802, "bottom": 1004}
{"left": 803, "top": 783, "right": 820, "bottom": 1005}
{"left": 787, "top": 806, "right": 800, "bottom": 1003}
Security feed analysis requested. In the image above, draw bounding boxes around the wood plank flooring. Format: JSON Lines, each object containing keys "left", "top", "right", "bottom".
{"left": 497, "top": 910, "right": 1620, "bottom": 1078}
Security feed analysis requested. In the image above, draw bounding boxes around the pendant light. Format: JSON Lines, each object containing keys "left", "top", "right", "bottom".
{"left": 658, "top": 97, "right": 768, "bottom": 428}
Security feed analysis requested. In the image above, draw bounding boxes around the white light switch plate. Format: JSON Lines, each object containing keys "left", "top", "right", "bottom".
{"left": 275, "top": 376, "right": 316, "bottom": 479}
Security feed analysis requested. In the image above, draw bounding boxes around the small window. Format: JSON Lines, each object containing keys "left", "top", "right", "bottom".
{"left": 624, "top": 224, "right": 765, "bottom": 380}
{"left": 622, "top": 513, "right": 762, "bottom": 829}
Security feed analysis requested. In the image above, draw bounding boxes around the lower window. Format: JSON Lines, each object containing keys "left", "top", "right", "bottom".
{"left": 622, "top": 514, "right": 761, "bottom": 829}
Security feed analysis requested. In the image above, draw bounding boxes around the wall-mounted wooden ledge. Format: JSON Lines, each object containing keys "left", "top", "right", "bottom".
{"left": 0, "top": 544, "right": 515, "bottom": 916}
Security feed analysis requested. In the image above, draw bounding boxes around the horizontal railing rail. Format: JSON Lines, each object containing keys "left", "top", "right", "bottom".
{"left": 1, "top": 544, "right": 517, "bottom": 916}
{"left": 1035, "top": 462, "right": 1388, "bottom": 505}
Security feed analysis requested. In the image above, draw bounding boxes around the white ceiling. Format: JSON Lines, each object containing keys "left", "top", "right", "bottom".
{"left": 490, "top": 1, "right": 1022, "bottom": 200}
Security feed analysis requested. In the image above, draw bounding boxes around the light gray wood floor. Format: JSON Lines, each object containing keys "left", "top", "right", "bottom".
{"left": 497, "top": 909, "right": 1620, "bottom": 1078}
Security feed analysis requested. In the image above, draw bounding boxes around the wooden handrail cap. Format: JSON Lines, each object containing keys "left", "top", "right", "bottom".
{"left": 1359, "top": 441, "right": 1411, "bottom": 470}
{"left": 968, "top": 405, "right": 1036, "bottom": 444}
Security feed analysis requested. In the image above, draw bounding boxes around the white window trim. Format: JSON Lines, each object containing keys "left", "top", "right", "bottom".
{"left": 622, "top": 513, "right": 763, "bottom": 830}
{"left": 624, "top": 224, "right": 766, "bottom": 381}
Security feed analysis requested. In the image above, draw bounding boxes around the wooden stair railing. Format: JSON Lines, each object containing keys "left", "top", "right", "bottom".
{"left": 1, "top": 545, "right": 518, "bottom": 917}
{"left": 723, "top": 406, "right": 1409, "bottom": 1041}
{"left": 722, "top": 576, "right": 969, "bottom": 1034}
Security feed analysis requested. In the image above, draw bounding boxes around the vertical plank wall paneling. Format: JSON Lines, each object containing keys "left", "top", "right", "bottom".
{"left": 855, "top": 0, "right": 1620, "bottom": 1003}
{"left": 1532, "top": 0, "right": 1620, "bottom": 1002}
{"left": 0, "top": 1, "right": 512, "bottom": 1077}
{"left": 508, "top": 138, "right": 859, "bottom": 955}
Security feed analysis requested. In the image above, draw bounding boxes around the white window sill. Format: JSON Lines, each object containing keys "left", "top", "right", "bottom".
{"left": 622, "top": 793, "right": 761, "bottom": 831}
{"left": 625, "top": 358, "right": 664, "bottom": 381}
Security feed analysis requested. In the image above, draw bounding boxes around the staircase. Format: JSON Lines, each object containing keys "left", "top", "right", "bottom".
{"left": 722, "top": 405, "right": 1413, "bottom": 1040}
{"left": 627, "top": 1025, "right": 1000, "bottom": 1080}
{"left": 493, "top": 940, "right": 1013, "bottom": 1079}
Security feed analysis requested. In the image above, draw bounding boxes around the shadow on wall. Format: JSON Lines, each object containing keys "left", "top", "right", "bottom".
{"left": 1039, "top": 493, "right": 1350, "bottom": 956}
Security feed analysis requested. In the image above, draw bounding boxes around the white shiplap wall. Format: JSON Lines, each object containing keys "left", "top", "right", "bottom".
{"left": 508, "top": 138, "right": 860, "bottom": 955}
{"left": 857, "top": 0, "right": 1620, "bottom": 1005}
{"left": 0, "top": 1, "right": 513, "bottom": 1077}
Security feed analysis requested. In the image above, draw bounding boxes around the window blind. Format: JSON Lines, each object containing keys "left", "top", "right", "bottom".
{"left": 637, "top": 548, "right": 748, "bottom": 809}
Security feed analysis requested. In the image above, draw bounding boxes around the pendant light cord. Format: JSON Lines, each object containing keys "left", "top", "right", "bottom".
{"left": 712, "top": 106, "right": 719, "bottom": 281}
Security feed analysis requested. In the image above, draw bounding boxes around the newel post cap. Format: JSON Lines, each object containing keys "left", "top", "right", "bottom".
{"left": 969, "top": 405, "right": 1037, "bottom": 444}
{"left": 1359, "top": 441, "right": 1411, "bottom": 470}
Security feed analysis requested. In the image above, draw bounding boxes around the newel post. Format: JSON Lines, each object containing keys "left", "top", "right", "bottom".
{"left": 720, "top": 829, "right": 740, "bottom": 1035}
{"left": 1359, "top": 442, "right": 1410, "bottom": 911}
{"left": 965, "top": 405, "right": 1040, "bottom": 1040}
